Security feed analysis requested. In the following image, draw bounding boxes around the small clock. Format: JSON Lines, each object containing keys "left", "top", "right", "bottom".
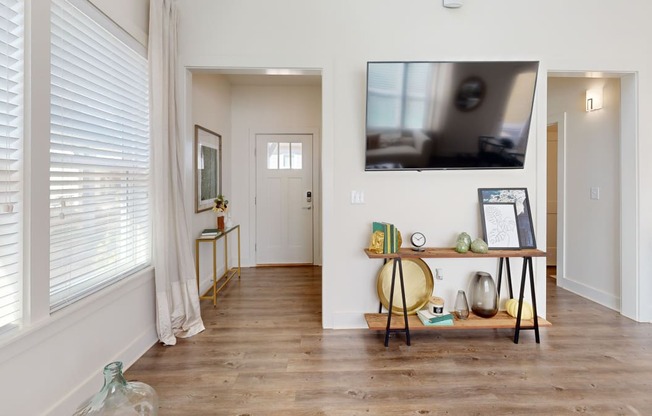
{"left": 410, "top": 232, "right": 426, "bottom": 251}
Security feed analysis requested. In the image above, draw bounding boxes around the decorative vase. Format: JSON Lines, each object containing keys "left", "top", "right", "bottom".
{"left": 73, "top": 361, "right": 158, "bottom": 416}
{"left": 453, "top": 290, "right": 470, "bottom": 320}
{"left": 217, "top": 215, "right": 225, "bottom": 231}
{"left": 470, "top": 271, "right": 499, "bottom": 318}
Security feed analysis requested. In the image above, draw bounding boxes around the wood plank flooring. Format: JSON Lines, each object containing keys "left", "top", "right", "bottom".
{"left": 126, "top": 266, "right": 652, "bottom": 415}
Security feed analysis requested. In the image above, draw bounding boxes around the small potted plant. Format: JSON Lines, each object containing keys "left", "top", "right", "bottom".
{"left": 213, "top": 194, "right": 228, "bottom": 230}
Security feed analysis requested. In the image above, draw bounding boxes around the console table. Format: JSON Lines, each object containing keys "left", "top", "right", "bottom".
{"left": 364, "top": 247, "right": 549, "bottom": 346}
{"left": 195, "top": 225, "right": 241, "bottom": 306}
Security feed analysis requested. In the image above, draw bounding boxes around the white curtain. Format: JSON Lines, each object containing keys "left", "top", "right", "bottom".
{"left": 149, "top": 0, "right": 205, "bottom": 345}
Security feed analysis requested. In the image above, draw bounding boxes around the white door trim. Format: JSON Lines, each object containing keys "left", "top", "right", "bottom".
{"left": 548, "top": 112, "right": 567, "bottom": 284}
{"left": 619, "top": 73, "right": 639, "bottom": 320}
{"left": 248, "top": 127, "right": 322, "bottom": 266}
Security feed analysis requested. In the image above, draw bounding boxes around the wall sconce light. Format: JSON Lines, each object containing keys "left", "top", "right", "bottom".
{"left": 443, "top": 0, "right": 463, "bottom": 8}
{"left": 586, "top": 88, "right": 603, "bottom": 112}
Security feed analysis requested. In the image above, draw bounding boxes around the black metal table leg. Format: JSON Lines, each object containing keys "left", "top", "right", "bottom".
{"left": 506, "top": 258, "right": 514, "bottom": 298}
{"left": 513, "top": 258, "right": 528, "bottom": 344}
{"left": 513, "top": 256, "right": 539, "bottom": 344}
{"left": 527, "top": 257, "right": 540, "bottom": 343}
{"left": 497, "top": 257, "right": 515, "bottom": 300}
{"left": 397, "top": 258, "right": 410, "bottom": 346}
{"left": 383, "top": 257, "right": 410, "bottom": 347}
{"left": 384, "top": 259, "right": 398, "bottom": 347}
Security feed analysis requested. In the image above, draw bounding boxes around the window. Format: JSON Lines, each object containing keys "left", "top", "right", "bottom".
{"left": 367, "top": 62, "right": 432, "bottom": 130}
{"left": 266, "top": 142, "right": 302, "bottom": 170}
{"left": 0, "top": 0, "right": 23, "bottom": 333}
{"left": 50, "top": 0, "right": 150, "bottom": 311}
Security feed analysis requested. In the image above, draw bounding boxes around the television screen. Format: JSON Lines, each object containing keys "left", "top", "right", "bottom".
{"left": 365, "top": 61, "right": 539, "bottom": 171}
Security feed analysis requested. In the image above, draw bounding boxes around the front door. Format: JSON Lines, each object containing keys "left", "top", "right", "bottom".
{"left": 256, "top": 134, "right": 313, "bottom": 264}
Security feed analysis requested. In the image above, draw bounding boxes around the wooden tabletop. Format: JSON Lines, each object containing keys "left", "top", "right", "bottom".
{"left": 364, "top": 247, "right": 546, "bottom": 259}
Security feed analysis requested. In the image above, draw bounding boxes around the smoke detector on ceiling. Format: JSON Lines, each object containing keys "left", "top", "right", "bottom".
{"left": 443, "top": 0, "right": 463, "bottom": 8}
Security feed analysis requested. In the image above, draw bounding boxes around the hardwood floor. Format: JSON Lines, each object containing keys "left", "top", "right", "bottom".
{"left": 127, "top": 266, "right": 652, "bottom": 415}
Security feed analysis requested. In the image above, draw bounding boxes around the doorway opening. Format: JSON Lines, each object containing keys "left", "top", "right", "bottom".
{"left": 547, "top": 71, "right": 637, "bottom": 319}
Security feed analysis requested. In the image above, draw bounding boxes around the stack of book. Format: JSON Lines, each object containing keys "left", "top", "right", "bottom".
{"left": 416, "top": 309, "right": 454, "bottom": 326}
{"left": 199, "top": 229, "right": 219, "bottom": 239}
{"left": 372, "top": 221, "right": 399, "bottom": 253}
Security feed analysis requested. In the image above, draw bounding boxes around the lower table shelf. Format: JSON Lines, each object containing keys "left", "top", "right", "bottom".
{"left": 364, "top": 311, "right": 551, "bottom": 331}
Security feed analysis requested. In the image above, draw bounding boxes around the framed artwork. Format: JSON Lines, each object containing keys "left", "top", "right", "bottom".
{"left": 480, "top": 202, "right": 520, "bottom": 249}
{"left": 478, "top": 188, "right": 537, "bottom": 249}
{"left": 195, "top": 125, "right": 222, "bottom": 213}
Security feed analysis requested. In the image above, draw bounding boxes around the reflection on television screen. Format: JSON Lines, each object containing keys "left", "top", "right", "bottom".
{"left": 365, "top": 61, "right": 539, "bottom": 171}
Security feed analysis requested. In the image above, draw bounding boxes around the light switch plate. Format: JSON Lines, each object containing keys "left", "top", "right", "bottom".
{"left": 351, "top": 190, "right": 365, "bottom": 204}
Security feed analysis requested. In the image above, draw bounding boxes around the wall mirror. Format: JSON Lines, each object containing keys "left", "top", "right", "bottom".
{"left": 195, "top": 125, "right": 222, "bottom": 213}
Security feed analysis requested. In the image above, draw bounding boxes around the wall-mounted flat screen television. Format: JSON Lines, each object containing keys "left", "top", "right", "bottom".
{"left": 365, "top": 61, "right": 539, "bottom": 171}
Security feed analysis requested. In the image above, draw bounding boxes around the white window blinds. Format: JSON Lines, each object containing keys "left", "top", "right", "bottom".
{"left": 50, "top": 0, "right": 150, "bottom": 311}
{"left": 0, "top": 0, "right": 22, "bottom": 332}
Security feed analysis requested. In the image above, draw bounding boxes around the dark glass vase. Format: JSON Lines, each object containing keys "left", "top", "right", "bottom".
{"left": 73, "top": 361, "right": 158, "bottom": 415}
{"left": 470, "top": 271, "right": 499, "bottom": 318}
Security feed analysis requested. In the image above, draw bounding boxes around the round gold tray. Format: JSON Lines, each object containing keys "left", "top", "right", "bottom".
{"left": 376, "top": 258, "right": 434, "bottom": 315}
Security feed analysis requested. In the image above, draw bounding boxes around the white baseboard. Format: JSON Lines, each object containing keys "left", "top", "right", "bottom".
{"left": 330, "top": 312, "right": 367, "bottom": 329}
{"left": 46, "top": 327, "right": 158, "bottom": 416}
{"left": 557, "top": 276, "right": 620, "bottom": 312}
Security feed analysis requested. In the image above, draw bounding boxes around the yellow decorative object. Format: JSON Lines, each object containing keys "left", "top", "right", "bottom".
{"left": 505, "top": 298, "right": 533, "bottom": 320}
{"left": 368, "top": 230, "right": 385, "bottom": 254}
{"left": 377, "top": 258, "right": 434, "bottom": 315}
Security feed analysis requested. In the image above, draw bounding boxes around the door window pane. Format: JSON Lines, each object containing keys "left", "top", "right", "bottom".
{"left": 279, "top": 142, "right": 290, "bottom": 169}
{"left": 291, "top": 143, "right": 302, "bottom": 169}
{"left": 267, "top": 142, "right": 278, "bottom": 169}
{"left": 267, "top": 141, "right": 303, "bottom": 170}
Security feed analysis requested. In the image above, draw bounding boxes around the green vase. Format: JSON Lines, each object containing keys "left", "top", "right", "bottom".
{"left": 73, "top": 361, "right": 158, "bottom": 415}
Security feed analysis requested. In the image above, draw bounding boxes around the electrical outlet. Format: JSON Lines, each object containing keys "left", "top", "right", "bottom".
{"left": 436, "top": 268, "right": 444, "bottom": 280}
{"left": 590, "top": 187, "right": 600, "bottom": 200}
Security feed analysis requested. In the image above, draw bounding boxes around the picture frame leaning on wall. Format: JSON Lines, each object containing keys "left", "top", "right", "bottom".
{"left": 477, "top": 188, "right": 537, "bottom": 249}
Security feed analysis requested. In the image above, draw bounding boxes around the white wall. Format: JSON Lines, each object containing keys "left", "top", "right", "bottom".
{"left": 0, "top": 1, "right": 156, "bottom": 415}
{"left": 89, "top": 0, "right": 149, "bottom": 45}
{"left": 178, "top": 0, "right": 652, "bottom": 328}
{"left": 548, "top": 77, "right": 621, "bottom": 309}
{"left": 190, "top": 73, "right": 235, "bottom": 293}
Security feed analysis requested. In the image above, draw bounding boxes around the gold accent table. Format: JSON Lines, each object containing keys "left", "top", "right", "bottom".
{"left": 364, "top": 247, "right": 548, "bottom": 346}
{"left": 196, "top": 225, "right": 241, "bottom": 306}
